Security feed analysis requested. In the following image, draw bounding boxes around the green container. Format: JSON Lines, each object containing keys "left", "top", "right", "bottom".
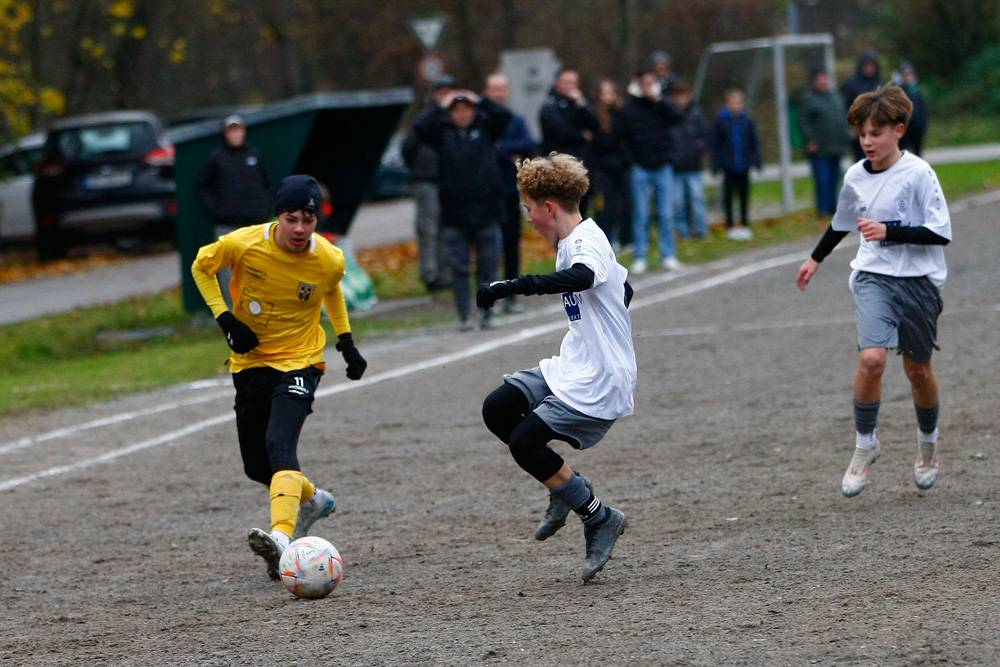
{"left": 168, "top": 88, "right": 413, "bottom": 312}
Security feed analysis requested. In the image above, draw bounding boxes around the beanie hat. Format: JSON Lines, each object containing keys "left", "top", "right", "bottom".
{"left": 275, "top": 175, "right": 322, "bottom": 216}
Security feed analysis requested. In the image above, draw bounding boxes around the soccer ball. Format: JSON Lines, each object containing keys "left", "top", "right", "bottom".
{"left": 278, "top": 536, "right": 343, "bottom": 599}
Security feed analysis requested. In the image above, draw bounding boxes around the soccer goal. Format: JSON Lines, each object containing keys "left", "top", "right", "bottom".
{"left": 693, "top": 33, "right": 835, "bottom": 214}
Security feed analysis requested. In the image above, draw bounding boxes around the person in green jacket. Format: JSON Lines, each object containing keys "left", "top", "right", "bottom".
{"left": 799, "top": 67, "right": 851, "bottom": 218}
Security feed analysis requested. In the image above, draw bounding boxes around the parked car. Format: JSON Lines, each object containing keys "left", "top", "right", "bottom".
{"left": 32, "top": 110, "right": 176, "bottom": 260}
{"left": 369, "top": 131, "right": 412, "bottom": 199}
{"left": 0, "top": 132, "right": 45, "bottom": 243}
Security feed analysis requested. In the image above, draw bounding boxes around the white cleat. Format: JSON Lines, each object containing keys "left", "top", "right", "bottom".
{"left": 842, "top": 441, "right": 881, "bottom": 497}
{"left": 913, "top": 441, "right": 940, "bottom": 490}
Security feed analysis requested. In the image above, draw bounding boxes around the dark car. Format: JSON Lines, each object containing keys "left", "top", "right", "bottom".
{"left": 369, "top": 131, "right": 412, "bottom": 199}
{"left": 32, "top": 110, "right": 176, "bottom": 260}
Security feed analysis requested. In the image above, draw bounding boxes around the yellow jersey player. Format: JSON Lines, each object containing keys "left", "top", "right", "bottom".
{"left": 191, "top": 174, "right": 367, "bottom": 581}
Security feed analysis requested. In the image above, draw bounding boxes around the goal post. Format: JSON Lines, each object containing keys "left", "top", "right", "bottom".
{"left": 693, "top": 33, "right": 835, "bottom": 214}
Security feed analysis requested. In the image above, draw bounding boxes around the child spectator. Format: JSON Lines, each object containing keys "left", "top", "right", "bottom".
{"left": 712, "top": 88, "right": 762, "bottom": 240}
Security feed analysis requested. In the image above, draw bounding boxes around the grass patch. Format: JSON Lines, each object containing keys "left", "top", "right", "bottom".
{"left": 3, "top": 158, "right": 998, "bottom": 417}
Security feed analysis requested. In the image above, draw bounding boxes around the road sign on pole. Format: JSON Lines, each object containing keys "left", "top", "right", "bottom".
{"left": 409, "top": 15, "right": 449, "bottom": 53}
{"left": 417, "top": 54, "right": 447, "bottom": 84}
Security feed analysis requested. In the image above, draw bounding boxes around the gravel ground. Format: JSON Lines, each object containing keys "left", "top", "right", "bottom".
{"left": 1, "top": 196, "right": 998, "bottom": 666}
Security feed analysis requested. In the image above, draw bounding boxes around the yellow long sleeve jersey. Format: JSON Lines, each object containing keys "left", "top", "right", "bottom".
{"left": 191, "top": 222, "right": 351, "bottom": 373}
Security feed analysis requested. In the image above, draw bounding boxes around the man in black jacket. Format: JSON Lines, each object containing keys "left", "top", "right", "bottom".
{"left": 197, "top": 115, "right": 273, "bottom": 307}
{"left": 620, "top": 69, "right": 684, "bottom": 274}
{"left": 197, "top": 115, "right": 272, "bottom": 234}
{"left": 539, "top": 69, "right": 600, "bottom": 215}
{"left": 414, "top": 88, "right": 512, "bottom": 330}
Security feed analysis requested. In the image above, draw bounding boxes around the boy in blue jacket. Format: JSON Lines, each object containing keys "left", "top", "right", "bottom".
{"left": 711, "top": 89, "right": 762, "bottom": 240}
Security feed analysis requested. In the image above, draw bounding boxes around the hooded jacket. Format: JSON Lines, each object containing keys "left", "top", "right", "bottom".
{"left": 538, "top": 88, "right": 600, "bottom": 157}
{"left": 841, "top": 52, "right": 883, "bottom": 110}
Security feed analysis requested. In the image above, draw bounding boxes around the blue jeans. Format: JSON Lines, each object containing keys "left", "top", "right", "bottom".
{"left": 630, "top": 164, "right": 675, "bottom": 261}
{"left": 672, "top": 170, "right": 709, "bottom": 238}
{"left": 810, "top": 154, "right": 841, "bottom": 217}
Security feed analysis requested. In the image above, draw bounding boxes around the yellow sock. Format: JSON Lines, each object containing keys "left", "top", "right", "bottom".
{"left": 269, "top": 470, "right": 304, "bottom": 538}
{"left": 300, "top": 476, "right": 316, "bottom": 505}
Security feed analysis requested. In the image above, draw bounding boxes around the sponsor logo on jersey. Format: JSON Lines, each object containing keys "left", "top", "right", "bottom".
{"left": 245, "top": 264, "right": 266, "bottom": 281}
{"left": 298, "top": 282, "right": 316, "bottom": 301}
{"left": 562, "top": 292, "right": 582, "bottom": 321}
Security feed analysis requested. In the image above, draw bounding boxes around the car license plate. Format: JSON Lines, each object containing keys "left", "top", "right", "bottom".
{"left": 84, "top": 171, "right": 132, "bottom": 189}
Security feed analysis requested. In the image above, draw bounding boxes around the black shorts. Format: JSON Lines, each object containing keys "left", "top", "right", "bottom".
{"left": 232, "top": 366, "right": 323, "bottom": 484}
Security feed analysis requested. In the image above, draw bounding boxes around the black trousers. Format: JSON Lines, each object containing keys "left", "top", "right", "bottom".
{"left": 232, "top": 366, "right": 322, "bottom": 486}
{"left": 501, "top": 194, "right": 523, "bottom": 282}
{"left": 722, "top": 171, "right": 750, "bottom": 228}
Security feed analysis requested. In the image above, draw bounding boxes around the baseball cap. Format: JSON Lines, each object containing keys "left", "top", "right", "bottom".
{"left": 448, "top": 93, "right": 475, "bottom": 108}
{"left": 432, "top": 74, "right": 456, "bottom": 90}
{"left": 275, "top": 175, "right": 322, "bottom": 216}
{"left": 222, "top": 114, "right": 245, "bottom": 128}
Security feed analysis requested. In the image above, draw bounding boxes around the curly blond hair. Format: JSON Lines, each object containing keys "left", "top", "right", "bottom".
{"left": 516, "top": 152, "right": 589, "bottom": 212}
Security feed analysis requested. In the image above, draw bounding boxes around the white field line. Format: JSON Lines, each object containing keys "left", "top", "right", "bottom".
{"left": 0, "top": 248, "right": 839, "bottom": 492}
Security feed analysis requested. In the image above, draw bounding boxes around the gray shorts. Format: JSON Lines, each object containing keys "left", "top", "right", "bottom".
{"left": 852, "top": 271, "right": 943, "bottom": 363}
{"left": 504, "top": 367, "right": 615, "bottom": 450}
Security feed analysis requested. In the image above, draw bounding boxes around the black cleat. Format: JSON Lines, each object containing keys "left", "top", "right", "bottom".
{"left": 581, "top": 507, "right": 627, "bottom": 583}
{"left": 534, "top": 474, "right": 591, "bottom": 541}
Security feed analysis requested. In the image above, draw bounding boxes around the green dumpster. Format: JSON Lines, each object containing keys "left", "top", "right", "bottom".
{"left": 168, "top": 88, "right": 413, "bottom": 313}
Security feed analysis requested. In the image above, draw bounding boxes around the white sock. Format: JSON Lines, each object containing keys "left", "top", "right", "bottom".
{"left": 856, "top": 430, "right": 878, "bottom": 449}
{"left": 301, "top": 489, "right": 322, "bottom": 510}
{"left": 918, "top": 427, "right": 939, "bottom": 444}
{"left": 272, "top": 530, "right": 291, "bottom": 549}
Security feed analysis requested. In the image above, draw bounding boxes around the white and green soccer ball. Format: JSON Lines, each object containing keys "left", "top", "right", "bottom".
{"left": 278, "top": 536, "right": 343, "bottom": 599}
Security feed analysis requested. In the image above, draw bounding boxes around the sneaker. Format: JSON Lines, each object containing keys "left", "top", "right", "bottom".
{"left": 458, "top": 318, "right": 476, "bottom": 332}
{"left": 631, "top": 259, "right": 647, "bottom": 275}
{"left": 841, "top": 441, "right": 881, "bottom": 497}
{"left": 913, "top": 440, "right": 940, "bottom": 490}
{"left": 726, "top": 227, "right": 742, "bottom": 240}
{"left": 534, "top": 474, "right": 592, "bottom": 541}
{"left": 661, "top": 256, "right": 683, "bottom": 271}
{"left": 581, "top": 507, "right": 627, "bottom": 583}
{"left": 293, "top": 489, "right": 336, "bottom": 540}
{"left": 248, "top": 528, "right": 285, "bottom": 581}
{"left": 740, "top": 226, "right": 754, "bottom": 239}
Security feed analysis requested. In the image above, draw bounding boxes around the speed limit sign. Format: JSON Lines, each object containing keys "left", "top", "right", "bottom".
{"left": 417, "top": 54, "right": 447, "bottom": 84}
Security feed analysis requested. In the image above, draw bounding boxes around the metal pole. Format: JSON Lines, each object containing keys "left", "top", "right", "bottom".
{"left": 772, "top": 41, "right": 794, "bottom": 214}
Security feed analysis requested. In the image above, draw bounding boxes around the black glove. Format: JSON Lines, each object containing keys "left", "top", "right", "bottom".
{"left": 336, "top": 333, "right": 367, "bottom": 380}
{"left": 476, "top": 280, "right": 516, "bottom": 310}
{"left": 216, "top": 311, "right": 259, "bottom": 354}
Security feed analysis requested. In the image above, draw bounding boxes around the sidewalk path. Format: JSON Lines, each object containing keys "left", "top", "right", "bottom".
{"left": 2, "top": 144, "right": 999, "bottom": 325}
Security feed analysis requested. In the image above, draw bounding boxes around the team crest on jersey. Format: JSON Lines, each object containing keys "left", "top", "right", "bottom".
{"left": 562, "top": 292, "right": 582, "bottom": 321}
{"left": 298, "top": 282, "right": 316, "bottom": 301}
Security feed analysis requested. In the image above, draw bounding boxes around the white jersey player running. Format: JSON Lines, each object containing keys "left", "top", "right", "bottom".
{"left": 479, "top": 153, "right": 636, "bottom": 583}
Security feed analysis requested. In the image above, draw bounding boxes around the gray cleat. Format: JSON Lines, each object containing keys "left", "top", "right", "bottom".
{"left": 293, "top": 489, "right": 336, "bottom": 540}
{"left": 535, "top": 474, "right": 591, "bottom": 541}
{"left": 247, "top": 528, "right": 284, "bottom": 581}
{"left": 581, "top": 507, "right": 627, "bottom": 583}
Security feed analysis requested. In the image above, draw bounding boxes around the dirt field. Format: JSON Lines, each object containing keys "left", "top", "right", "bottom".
{"left": 1, "top": 195, "right": 998, "bottom": 666}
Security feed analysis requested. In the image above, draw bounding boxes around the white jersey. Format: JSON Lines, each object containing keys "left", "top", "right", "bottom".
{"left": 538, "top": 219, "right": 637, "bottom": 420}
{"left": 843, "top": 151, "right": 951, "bottom": 289}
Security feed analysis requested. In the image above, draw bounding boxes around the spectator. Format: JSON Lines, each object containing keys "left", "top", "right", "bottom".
{"left": 711, "top": 88, "right": 762, "bottom": 240}
{"left": 667, "top": 79, "right": 710, "bottom": 239}
{"left": 197, "top": 114, "right": 273, "bottom": 307}
{"left": 799, "top": 66, "right": 850, "bottom": 218}
{"left": 414, "top": 88, "right": 512, "bottom": 331}
{"left": 841, "top": 52, "right": 883, "bottom": 161}
{"left": 620, "top": 68, "right": 685, "bottom": 274}
{"left": 589, "top": 78, "right": 632, "bottom": 252}
{"left": 539, "top": 68, "right": 600, "bottom": 214}
{"left": 402, "top": 75, "right": 455, "bottom": 292}
{"left": 483, "top": 72, "right": 537, "bottom": 314}
{"left": 650, "top": 50, "right": 677, "bottom": 93}
{"left": 895, "top": 63, "right": 929, "bottom": 157}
